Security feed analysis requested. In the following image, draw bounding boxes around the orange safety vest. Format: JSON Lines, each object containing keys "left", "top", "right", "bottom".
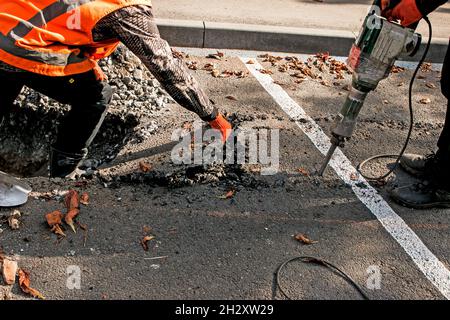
{"left": 0, "top": 0, "right": 151, "bottom": 79}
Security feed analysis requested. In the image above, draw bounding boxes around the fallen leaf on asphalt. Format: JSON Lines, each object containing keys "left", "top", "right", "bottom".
{"left": 139, "top": 161, "right": 152, "bottom": 173}
{"left": 18, "top": 269, "right": 45, "bottom": 300}
{"left": 259, "top": 69, "right": 273, "bottom": 75}
{"left": 234, "top": 70, "right": 248, "bottom": 78}
{"left": 172, "top": 49, "right": 185, "bottom": 59}
{"left": 65, "top": 208, "right": 80, "bottom": 233}
{"left": 65, "top": 190, "right": 79, "bottom": 211}
{"left": 211, "top": 69, "right": 221, "bottom": 78}
{"left": 8, "top": 210, "right": 21, "bottom": 230}
{"left": 143, "top": 225, "right": 152, "bottom": 234}
{"left": 294, "top": 234, "right": 318, "bottom": 245}
{"left": 421, "top": 63, "right": 432, "bottom": 72}
{"left": 278, "top": 65, "right": 288, "bottom": 73}
{"left": 51, "top": 224, "right": 66, "bottom": 237}
{"left": 45, "top": 210, "right": 63, "bottom": 227}
{"left": 419, "top": 98, "right": 431, "bottom": 104}
{"left": 426, "top": 82, "right": 437, "bottom": 89}
{"left": 225, "top": 95, "right": 238, "bottom": 101}
{"left": 391, "top": 65, "right": 405, "bottom": 74}
{"left": 246, "top": 59, "right": 255, "bottom": 64}
{"left": 297, "top": 168, "right": 310, "bottom": 176}
{"left": 141, "top": 235, "right": 155, "bottom": 251}
{"left": 219, "top": 190, "right": 235, "bottom": 199}
{"left": 207, "top": 51, "right": 224, "bottom": 60}
{"left": 203, "top": 63, "right": 216, "bottom": 71}
{"left": 186, "top": 61, "right": 198, "bottom": 70}
{"left": 2, "top": 258, "right": 18, "bottom": 285}
{"left": 350, "top": 173, "right": 359, "bottom": 181}
{"left": 80, "top": 192, "right": 90, "bottom": 205}
{"left": 220, "top": 70, "right": 235, "bottom": 78}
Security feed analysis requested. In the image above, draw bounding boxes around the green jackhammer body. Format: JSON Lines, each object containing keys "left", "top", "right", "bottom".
{"left": 318, "top": 7, "right": 421, "bottom": 176}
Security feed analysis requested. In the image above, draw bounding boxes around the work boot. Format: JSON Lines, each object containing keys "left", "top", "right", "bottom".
{"left": 400, "top": 153, "right": 440, "bottom": 178}
{"left": 49, "top": 147, "right": 86, "bottom": 179}
{"left": 390, "top": 182, "right": 450, "bottom": 209}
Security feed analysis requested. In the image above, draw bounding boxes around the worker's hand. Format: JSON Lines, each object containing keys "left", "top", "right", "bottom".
{"left": 381, "top": 0, "right": 423, "bottom": 27}
{"left": 209, "top": 114, "right": 232, "bottom": 143}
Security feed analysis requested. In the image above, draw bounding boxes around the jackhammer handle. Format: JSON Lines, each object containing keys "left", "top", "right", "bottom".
{"left": 372, "top": 0, "right": 420, "bottom": 30}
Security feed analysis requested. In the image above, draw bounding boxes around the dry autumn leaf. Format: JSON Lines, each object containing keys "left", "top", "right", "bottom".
{"left": 2, "top": 258, "right": 18, "bottom": 285}
{"left": 65, "top": 190, "right": 80, "bottom": 211}
{"left": 259, "top": 69, "right": 273, "bottom": 75}
{"left": 246, "top": 59, "right": 255, "bottom": 64}
{"left": 8, "top": 210, "right": 20, "bottom": 230}
{"left": 420, "top": 98, "right": 431, "bottom": 104}
{"left": 294, "top": 233, "right": 318, "bottom": 245}
{"left": 65, "top": 208, "right": 80, "bottom": 233}
{"left": 225, "top": 95, "right": 238, "bottom": 101}
{"left": 18, "top": 269, "right": 45, "bottom": 300}
{"left": 80, "top": 192, "right": 90, "bottom": 205}
{"left": 186, "top": 61, "right": 198, "bottom": 70}
{"left": 297, "top": 168, "right": 309, "bottom": 176}
{"left": 426, "top": 83, "right": 437, "bottom": 89}
{"left": 207, "top": 51, "right": 224, "bottom": 60}
{"left": 219, "top": 190, "right": 235, "bottom": 199}
{"left": 45, "top": 210, "right": 63, "bottom": 227}
{"left": 141, "top": 235, "right": 155, "bottom": 251}
{"left": 203, "top": 63, "right": 216, "bottom": 71}
{"left": 211, "top": 69, "right": 220, "bottom": 78}
{"left": 51, "top": 224, "right": 66, "bottom": 237}
{"left": 350, "top": 173, "right": 359, "bottom": 181}
{"left": 139, "top": 161, "right": 152, "bottom": 173}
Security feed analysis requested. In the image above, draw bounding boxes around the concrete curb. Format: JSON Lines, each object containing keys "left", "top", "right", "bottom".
{"left": 156, "top": 18, "right": 448, "bottom": 63}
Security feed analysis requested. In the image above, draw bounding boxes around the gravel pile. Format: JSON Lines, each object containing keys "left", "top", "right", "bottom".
{"left": 0, "top": 45, "right": 171, "bottom": 177}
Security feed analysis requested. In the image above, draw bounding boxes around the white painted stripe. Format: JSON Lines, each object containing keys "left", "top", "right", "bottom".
{"left": 241, "top": 57, "right": 450, "bottom": 299}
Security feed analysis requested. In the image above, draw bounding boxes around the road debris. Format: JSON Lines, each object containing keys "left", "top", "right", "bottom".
{"left": 80, "top": 192, "right": 90, "bottom": 206}
{"left": 139, "top": 161, "right": 152, "bottom": 173}
{"left": 297, "top": 168, "right": 310, "bottom": 177}
{"left": 2, "top": 258, "right": 18, "bottom": 285}
{"left": 219, "top": 189, "right": 236, "bottom": 199}
{"left": 141, "top": 235, "right": 155, "bottom": 251}
{"left": 225, "top": 95, "right": 238, "bottom": 101}
{"left": 206, "top": 51, "right": 225, "bottom": 60}
{"left": 419, "top": 97, "right": 432, "bottom": 104}
{"left": 294, "top": 234, "right": 318, "bottom": 245}
{"left": 45, "top": 210, "right": 63, "bottom": 227}
{"left": 65, "top": 189, "right": 80, "bottom": 211}
{"left": 65, "top": 209, "right": 80, "bottom": 233}
{"left": 17, "top": 269, "right": 45, "bottom": 300}
{"left": 7, "top": 210, "right": 21, "bottom": 230}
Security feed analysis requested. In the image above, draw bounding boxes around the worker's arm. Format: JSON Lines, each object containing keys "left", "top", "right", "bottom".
{"left": 93, "top": 5, "right": 218, "bottom": 122}
{"left": 381, "top": 0, "right": 448, "bottom": 26}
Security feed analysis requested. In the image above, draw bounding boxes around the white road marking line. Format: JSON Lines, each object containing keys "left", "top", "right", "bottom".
{"left": 241, "top": 57, "right": 450, "bottom": 299}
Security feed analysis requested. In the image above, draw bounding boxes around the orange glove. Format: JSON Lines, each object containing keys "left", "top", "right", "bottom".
{"left": 209, "top": 114, "right": 232, "bottom": 142}
{"left": 381, "top": 0, "right": 423, "bottom": 27}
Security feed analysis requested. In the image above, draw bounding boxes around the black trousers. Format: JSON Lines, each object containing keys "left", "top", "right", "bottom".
{"left": 438, "top": 42, "right": 450, "bottom": 158}
{"left": 0, "top": 69, "right": 112, "bottom": 155}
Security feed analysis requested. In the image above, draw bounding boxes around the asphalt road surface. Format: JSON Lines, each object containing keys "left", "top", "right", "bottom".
{"left": 1, "top": 48, "right": 449, "bottom": 300}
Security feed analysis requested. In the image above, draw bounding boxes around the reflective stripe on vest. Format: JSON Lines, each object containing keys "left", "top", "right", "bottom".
{"left": 0, "top": 0, "right": 151, "bottom": 76}
{"left": 0, "top": 1, "right": 92, "bottom": 67}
